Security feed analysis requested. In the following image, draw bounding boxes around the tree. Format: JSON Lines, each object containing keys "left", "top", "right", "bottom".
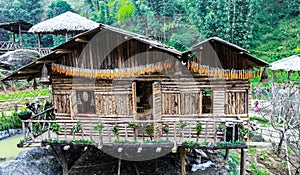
{"left": 255, "top": 81, "right": 300, "bottom": 173}
{"left": 47, "top": 0, "right": 74, "bottom": 18}
{"left": 46, "top": 0, "right": 75, "bottom": 47}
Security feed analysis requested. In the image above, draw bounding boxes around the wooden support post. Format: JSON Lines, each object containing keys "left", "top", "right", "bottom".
{"left": 2, "top": 82, "right": 7, "bottom": 93}
{"left": 60, "top": 146, "right": 69, "bottom": 175}
{"left": 117, "top": 158, "right": 122, "bottom": 175}
{"left": 180, "top": 147, "right": 186, "bottom": 175}
{"left": 224, "top": 149, "right": 230, "bottom": 160}
{"left": 240, "top": 148, "right": 246, "bottom": 175}
{"left": 37, "top": 34, "right": 41, "bottom": 53}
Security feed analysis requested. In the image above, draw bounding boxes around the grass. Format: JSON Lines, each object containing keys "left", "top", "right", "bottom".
{"left": 0, "top": 135, "right": 27, "bottom": 163}
{"left": 0, "top": 89, "right": 51, "bottom": 101}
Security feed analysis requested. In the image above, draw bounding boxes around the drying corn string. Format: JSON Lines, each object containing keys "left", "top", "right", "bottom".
{"left": 51, "top": 60, "right": 172, "bottom": 79}
{"left": 188, "top": 61, "right": 259, "bottom": 79}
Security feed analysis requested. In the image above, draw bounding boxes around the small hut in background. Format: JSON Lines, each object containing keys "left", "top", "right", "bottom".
{"left": 28, "top": 11, "right": 99, "bottom": 51}
{"left": 270, "top": 54, "right": 300, "bottom": 82}
{"left": 0, "top": 20, "right": 33, "bottom": 54}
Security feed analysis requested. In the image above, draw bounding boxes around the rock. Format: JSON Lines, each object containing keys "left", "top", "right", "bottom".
{"left": 0, "top": 160, "right": 43, "bottom": 175}
{"left": 15, "top": 147, "right": 62, "bottom": 175}
{"left": 0, "top": 49, "right": 39, "bottom": 70}
{"left": 194, "top": 149, "right": 208, "bottom": 159}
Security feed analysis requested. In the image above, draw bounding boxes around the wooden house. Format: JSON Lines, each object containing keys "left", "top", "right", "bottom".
{"left": 3, "top": 24, "right": 268, "bottom": 169}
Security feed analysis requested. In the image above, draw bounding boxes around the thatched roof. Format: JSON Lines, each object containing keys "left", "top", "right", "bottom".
{"left": 28, "top": 11, "right": 99, "bottom": 34}
{"left": 0, "top": 20, "right": 33, "bottom": 33}
{"left": 270, "top": 54, "right": 300, "bottom": 71}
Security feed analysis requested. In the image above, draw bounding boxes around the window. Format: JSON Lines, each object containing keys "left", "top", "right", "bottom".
{"left": 77, "top": 91, "right": 96, "bottom": 114}
{"left": 202, "top": 89, "right": 212, "bottom": 113}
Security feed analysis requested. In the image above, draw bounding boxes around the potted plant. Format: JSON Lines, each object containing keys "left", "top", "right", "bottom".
{"left": 32, "top": 122, "right": 42, "bottom": 137}
{"left": 94, "top": 122, "right": 104, "bottom": 147}
{"left": 178, "top": 120, "right": 188, "bottom": 140}
{"left": 17, "top": 139, "right": 24, "bottom": 148}
{"left": 195, "top": 122, "right": 203, "bottom": 142}
{"left": 18, "top": 110, "right": 32, "bottom": 120}
{"left": 162, "top": 124, "right": 169, "bottom": 140}
{"left": 218, "top": 122, "right": 226, "bottom": 133}
{"left": 239, "top": 126, "right": 249, "bottom": 141}
{"left": 128, "top": 122, "right": 139, "bottom": 141}
{"left": 72, "top": 122, "right": 82, "bottom": 133}
{"left": 50, "top": 123, "right": 63, "bottom": 140}
{"left": 145, "top": 124, "right": 154, "bottom": 141}
{"left": 112, "top": 125, "right": 119, "bottom": 140}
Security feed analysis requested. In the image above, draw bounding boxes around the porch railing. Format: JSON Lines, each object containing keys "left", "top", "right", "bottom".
{"left": 0, "top": 41, "right": 21, "bottom": 51}
{"left": 21, "top": 119, "right": 247, "bottom": 147}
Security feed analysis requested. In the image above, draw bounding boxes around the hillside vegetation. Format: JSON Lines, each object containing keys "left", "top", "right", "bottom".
{"left": 0, "top": 0, "right": 299, "bottom": 63}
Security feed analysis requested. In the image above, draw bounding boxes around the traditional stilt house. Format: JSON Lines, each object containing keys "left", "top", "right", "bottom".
{"left": 2, "top": 24, "right": 268, "bottom": 174}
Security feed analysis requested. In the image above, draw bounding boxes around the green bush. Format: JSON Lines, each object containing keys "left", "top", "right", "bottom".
{"left": 0, "top": 112, "right": 21, "bottom": 131}
{"left": 250, "top": 116, "right": 269, "bottom": 123}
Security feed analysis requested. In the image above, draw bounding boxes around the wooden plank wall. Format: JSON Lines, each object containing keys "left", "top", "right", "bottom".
{"left": 60, "top": 30, "right": 176, "bottom": 71}
{"left": 193, "top": 41, "right": 251, "bottom": 69}
{"left": 213, "top": 90, "right": 225, "bottom": 115}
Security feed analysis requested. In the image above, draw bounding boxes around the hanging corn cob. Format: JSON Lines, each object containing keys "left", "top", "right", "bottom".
{"left": 51, "top": 59, "right": 173, "bottom": 79}
{"left": 188, "top": 61, "right": 257, "bottom": 80}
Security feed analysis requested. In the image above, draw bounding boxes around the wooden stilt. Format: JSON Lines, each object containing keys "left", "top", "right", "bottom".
{"left": 117, "top": 158, "right": 121, "bottom": 175}
{"left": 37, "top": 34, "right": 41, "bottom": 53}
{"left": 1, "top": 82, "right": 7, "bottom": 93}
{"left": 240, "top": 148, "right": 246, "bottom": 175}
{"left": 60, "top": 147, "right": 69, "bottom": 175}
{"left": 180, "top": 147, "right": 186, "bottom": 175}
{"left": 224, "top": 149, "right": 230, "bottom": 160}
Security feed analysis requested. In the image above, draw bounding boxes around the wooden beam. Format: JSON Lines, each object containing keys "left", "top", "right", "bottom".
{"left": 180, "top": 147, "right": 186, "bottom": 175}
{"left": 55, "top": 49, "right": 72, "bottom": 54}
{"left": 36, "top": 60, "right": 54, "bottom": 64}
{"left": 75, "top": 38, "right": 89, "bottom": 43}
{"left": 18, "top": 70, "right": 40, "bottom": 74}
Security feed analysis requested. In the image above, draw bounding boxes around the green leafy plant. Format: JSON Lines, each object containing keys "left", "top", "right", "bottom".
{"left": 112, "top": 125, "right": 119, "bottom": 140}
{"left": 50, "top": 123, "right": 63, "bottom": 132}
{"left": 50, "top": 122, "right": 63, "bottom": 140}
{"left": 178, "top": 120, "right": 188, "bottom": 129}
{"left": 127, "top": 122, "right": 139, "bottom": 141}
{"left": 162, "top": 124, "right": 169, "bottom": 140}
{"left": 32, "top": 122, "right": 42, "bottom": 136}
{"left": 178, "top": 120, "right": 188, "bottom": 140}
{"left": 218, "top": 122, "right": 226, "bottom": 133}
{"left": 18, "top": 110, "right": 31, "bottom": 115}
{"left": 94, "top": 122, "right": 104, "bottom": 132}
{"left": 19, "top": 139, "right": 24, "bottom": 144}
{"left": 72, "top": 122, "right": 82, "bottom": 133}
{"left": 145, "top": 124, "right": 154, "bottom": 140}
{"left": 239, "top": 127, "right": 249, "bottom": 140}
{"left": 195, "top": 122, "right": 203, "bottom": 142}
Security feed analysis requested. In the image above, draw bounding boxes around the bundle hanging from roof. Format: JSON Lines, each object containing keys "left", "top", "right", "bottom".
{"left": 187, "top": 61, "right": 259, "bottom": 80}
{"left": 51, "top": 60, "right": 172, "bottom": 79}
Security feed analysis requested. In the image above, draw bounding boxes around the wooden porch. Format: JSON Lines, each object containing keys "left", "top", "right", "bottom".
{"left": 20, "top": 118, "right": 247, "bottom": 147}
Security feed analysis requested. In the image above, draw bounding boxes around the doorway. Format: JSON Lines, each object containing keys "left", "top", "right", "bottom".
{"left": 136, "top": 81, "right": 153, "bottom": 120}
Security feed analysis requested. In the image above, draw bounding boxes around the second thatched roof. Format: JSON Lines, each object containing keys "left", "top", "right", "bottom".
{"left": 28, "top": 11, "right": 99, "bottom": 34}
{"left": 270, "top": 54, "right": 300, "bottom": 71}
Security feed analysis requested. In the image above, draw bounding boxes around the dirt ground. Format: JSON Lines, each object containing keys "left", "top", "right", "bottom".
{"left": 67, "top": 146, "right": 230, "bottom": 175}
